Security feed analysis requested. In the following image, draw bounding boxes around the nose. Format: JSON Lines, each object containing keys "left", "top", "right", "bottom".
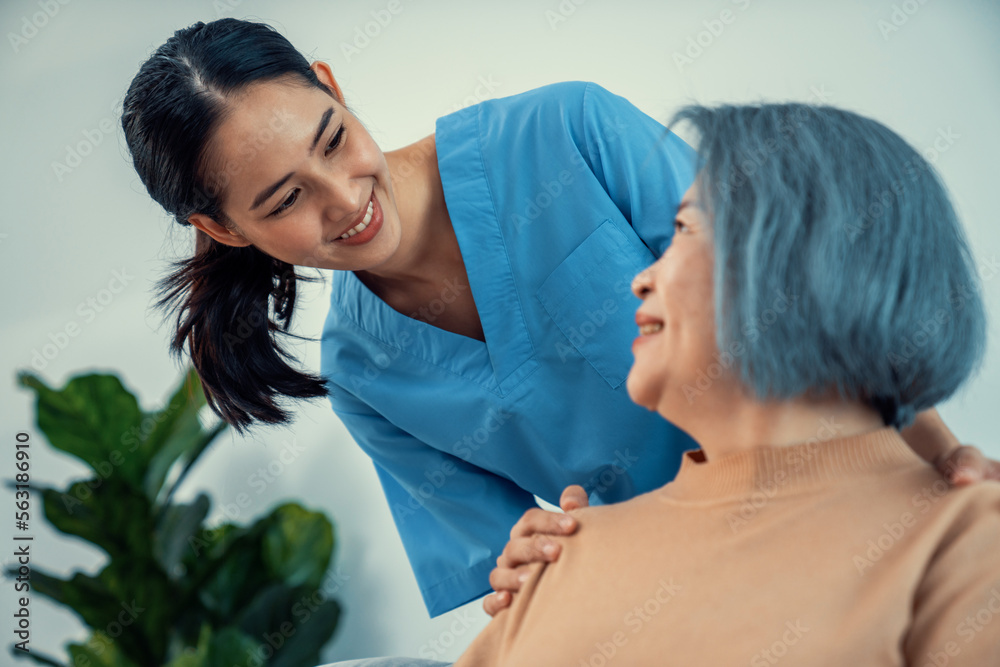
{"left": 631, "top": 264, "right": 655, "bottom": 299}
{"left": 317, "top": 170, "right": 367, "bottom": 223}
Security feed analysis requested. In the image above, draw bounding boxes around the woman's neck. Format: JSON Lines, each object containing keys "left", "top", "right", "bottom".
{"left": 357, "top": 135, "right": 460, "bottom": 283}
{"left": 674, "top": 395, "right": 888, "bottom": 461}
{"left": 357, "top": 134, "right": 485, "bottom": 341}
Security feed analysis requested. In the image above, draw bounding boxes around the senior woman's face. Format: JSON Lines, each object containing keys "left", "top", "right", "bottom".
{"left": 626, "top": 183, "right": 724, "bottom": 416}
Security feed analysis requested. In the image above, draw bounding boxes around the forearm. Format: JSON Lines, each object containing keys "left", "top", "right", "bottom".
{"left": 899, "top": 407, "right": 960, "bottom": 464}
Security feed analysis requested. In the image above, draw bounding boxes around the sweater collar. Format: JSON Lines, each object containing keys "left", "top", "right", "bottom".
{"left": 659, "top": 427, "right": 924, "bottom": 502}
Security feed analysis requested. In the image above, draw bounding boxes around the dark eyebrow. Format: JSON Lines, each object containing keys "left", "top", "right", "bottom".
{"left": 249, "top": 107, "right": 335, "bottom": 212}
{"left": 309, "top": 107, "right": 335, "bottom": 156}
{"left": 250, "top": 171, "right": 293, "bottom": 212}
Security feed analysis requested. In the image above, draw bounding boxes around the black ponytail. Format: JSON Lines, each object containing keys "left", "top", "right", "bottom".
{"left": 122, "top": 19, "right": 329, "bottom": 432}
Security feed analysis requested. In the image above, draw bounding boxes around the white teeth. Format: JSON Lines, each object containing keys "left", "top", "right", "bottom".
{"left": 340, "top": 200, "right": 374, "bottom": 239}
{"left": 639, "top": 323, "right": 663, "bottom": 335}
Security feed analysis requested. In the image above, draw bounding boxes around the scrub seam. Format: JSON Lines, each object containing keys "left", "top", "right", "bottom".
{"left": 328, "top": 308, "right": 502, "bottom": 395}
{"left": 473, "top": 106, "right": 538, "bottom": 367}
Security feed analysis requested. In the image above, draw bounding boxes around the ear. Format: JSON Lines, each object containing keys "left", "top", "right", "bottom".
{"left": 188, "top": 212, "right": 253, "bottom": 248}
{"left": 310, "top": 60, "right": 345, "bottom": 105}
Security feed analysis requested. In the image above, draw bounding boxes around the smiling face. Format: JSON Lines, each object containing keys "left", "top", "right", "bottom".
{"left": 189, "top": 64, "right": 403, "bottom": 271}
{"left": 626, "top": 183, "right": 734, "bottom": 421}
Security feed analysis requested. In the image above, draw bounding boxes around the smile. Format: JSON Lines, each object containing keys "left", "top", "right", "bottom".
{"left": 341, "top": 197, "right": 374, "bottom": 239}
{"left": 638, "top": 323, "right": 663, "bottom": 335}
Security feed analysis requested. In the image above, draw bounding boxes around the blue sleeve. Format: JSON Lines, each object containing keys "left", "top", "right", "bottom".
{"left": 330, "top": 388, "right": 537, "bottom": 617}
{"left": 576, "top": 82, "right": 697, "bottom": 256}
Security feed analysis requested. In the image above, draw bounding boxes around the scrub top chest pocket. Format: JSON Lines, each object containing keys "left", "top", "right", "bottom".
{"left": 536, "top": 220, "right": 655, "bottom": 388}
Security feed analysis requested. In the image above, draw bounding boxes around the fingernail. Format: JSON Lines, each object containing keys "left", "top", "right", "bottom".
{"left": 559, "top": 516, "right": 574, "bottom": 529}
{"left": 518, "top": 572, "right": 530, "bottom": 583}
{"left": 955, "top": 467, "right": 981, "bottom": 481}
{"left": 543, "top": 542, "right": 558, "bottom": 557}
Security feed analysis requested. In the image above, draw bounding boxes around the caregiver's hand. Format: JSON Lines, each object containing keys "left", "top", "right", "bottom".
{"left": 902, "top": 409, "right": 1000, "bottom": 484}
{"left": 934, "top": 445, "right": 1000, "bottom": 485}
{"left": 483, "top": 484, "right": 589, "bottom": 617}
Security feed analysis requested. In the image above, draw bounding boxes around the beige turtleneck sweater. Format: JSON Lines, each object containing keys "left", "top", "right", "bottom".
{"left": 454, "top": 428, "right": 1000, "bottom": 666}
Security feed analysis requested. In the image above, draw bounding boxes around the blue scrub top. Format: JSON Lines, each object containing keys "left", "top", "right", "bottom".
{"left": 320, "top": 81, "right": 697, "bottom": 617}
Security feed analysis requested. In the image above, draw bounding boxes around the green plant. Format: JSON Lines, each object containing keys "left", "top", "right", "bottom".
{"left": 12, "top": 368, "right": 341, "bottom": 667}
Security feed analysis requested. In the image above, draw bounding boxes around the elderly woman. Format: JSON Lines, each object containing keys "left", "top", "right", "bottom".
{"left": 447, "top": 102, "right": 1000, "bottom": 665}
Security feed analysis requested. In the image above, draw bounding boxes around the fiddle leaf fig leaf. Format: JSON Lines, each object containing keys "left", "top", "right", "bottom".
{"left": 67, "top": 631, "right": 141, "bottom": 667}
{"left": 16, "top": 368, "right": 341, "bottom": 665}
{"left": 262, "top": 504, "right": 334, "bottom": 588}
{"left": 154, "top": 494, "right": 211, "bottom": 579}
{"left": 18, "top": 372, "right": 145, "bottom": 489}
{"left": 143, "top": 369, "right": 226, "bottom": 503}
{"left": 41, "top": 480, "right": 152, "bottom": 561}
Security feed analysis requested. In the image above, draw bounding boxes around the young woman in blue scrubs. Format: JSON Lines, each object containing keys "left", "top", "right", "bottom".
{"left": 122, "top": 18, "right": 1000, "bottom": 619}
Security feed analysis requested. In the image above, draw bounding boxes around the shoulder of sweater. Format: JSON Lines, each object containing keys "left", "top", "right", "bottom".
{"left": 564, "top": 489, "right": 663, "bottom": 527}
{"left": 921, "top": 476, "right": 1000, "bottom": 522}
{"left": 871, "top": 464, "right": 1000, "bottom": 547}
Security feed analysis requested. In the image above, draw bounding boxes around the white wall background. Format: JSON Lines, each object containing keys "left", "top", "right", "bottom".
{"left": 2, "top": 0, "right": 998, "bottom": 663}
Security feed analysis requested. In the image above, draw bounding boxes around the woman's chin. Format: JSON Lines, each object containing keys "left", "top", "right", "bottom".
{"left": 625, "top": 375, "right": 660, "bottom": 413}
{"left": 624, "top": 373, "right": 643, "bottom": 406}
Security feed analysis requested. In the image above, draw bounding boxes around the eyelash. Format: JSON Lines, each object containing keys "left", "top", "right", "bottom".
{"left": 673, "top": 219, "right": 686, "bottom": 233}
{"left": 269, "top": 125, "right": 346, "bottom": 217}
